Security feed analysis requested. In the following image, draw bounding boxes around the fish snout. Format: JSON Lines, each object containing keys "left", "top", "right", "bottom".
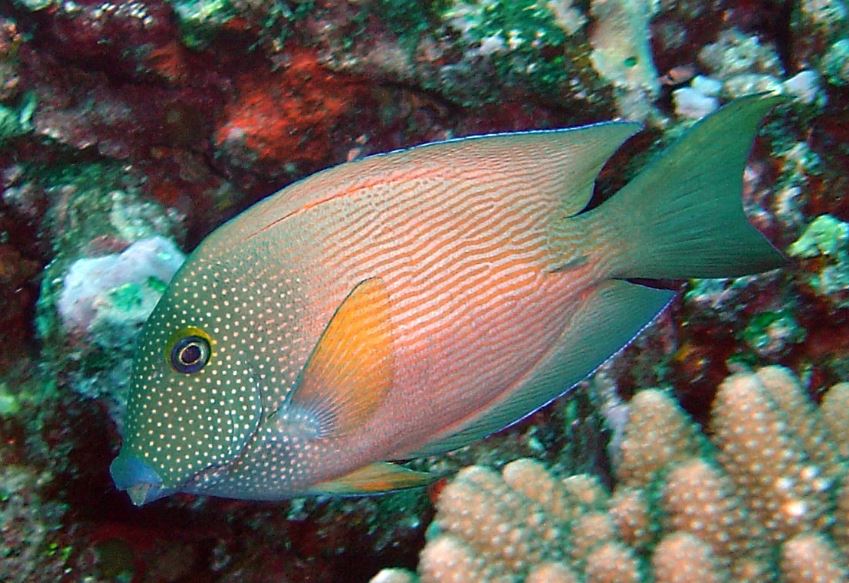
{"left": 110, "top": 452, "right": 168, "bottom": 506}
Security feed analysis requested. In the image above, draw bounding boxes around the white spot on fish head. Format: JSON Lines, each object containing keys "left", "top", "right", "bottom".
{"left": 118, "top": 257, "right": 265, "bottom": 491}
{"left": 116, "top": 245, "right": 318, "bottom": 499}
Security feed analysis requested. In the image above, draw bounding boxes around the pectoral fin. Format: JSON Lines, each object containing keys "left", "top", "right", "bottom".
{"left": 311, "top": 462, "right": 434, "bottom": 494}
{"left": 284, "top": 278, "right": 395, "bottom": 438}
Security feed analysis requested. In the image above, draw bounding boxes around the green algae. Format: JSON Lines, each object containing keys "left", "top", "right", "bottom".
{"left": 789, "top": 214, "right": 849, "bottom": 304}
{"left": 375, "top": 0, "right": 449, "bottom": 53}
{"left": 169, "top": 0, "right": 241, "bottom": 49}
{"left": 45, "top": 542, "right": 73, "bottom": 563}
{"left": 0, "top": 383, "right": 21, "bottom": 416}
{"left": 0, "top": 92, "right": 35, "bottom": 143}
{"left": 741, "top": 309, "right": 806, "bottom": 358}
{"left": 789, "top": 214, "right": 849, "bottom": 258}
{"left": 107, "top": 283, "right": 145, "bottom": 313}
{"left": 823, "top": 39, "right": 849, "bottom": 86}
{"left": 169, "top": 0, "right": 316, "bottom": 50}
{"left": 11, "top": 0, "right": 54, "bottom": 11}
{"left": 441, "top": 0, "right": 590, "bottom": 100}
{"left": 146, "top": 275, "right": 168, "bottom": 295}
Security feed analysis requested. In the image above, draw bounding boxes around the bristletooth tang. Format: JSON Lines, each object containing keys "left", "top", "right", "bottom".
{"left": 110, "top": 95, "right": 786, "bottom": 506}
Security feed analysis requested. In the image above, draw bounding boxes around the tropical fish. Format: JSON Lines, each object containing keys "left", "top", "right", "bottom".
{"left": 111, "top": 95, "right": 785, "bottom": 506}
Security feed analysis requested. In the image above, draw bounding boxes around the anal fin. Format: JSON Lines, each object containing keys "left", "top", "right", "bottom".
{"left": 310, "top": 462, "right": 434, "bottom": 495}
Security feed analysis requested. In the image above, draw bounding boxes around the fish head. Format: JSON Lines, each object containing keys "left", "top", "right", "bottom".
{"left": 110, "top": 257, "right": 265, "bottom": 505}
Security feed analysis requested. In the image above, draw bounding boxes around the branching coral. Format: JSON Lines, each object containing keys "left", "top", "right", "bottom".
{"left": 374, "top": 367, "right": 849, "bottom": 582}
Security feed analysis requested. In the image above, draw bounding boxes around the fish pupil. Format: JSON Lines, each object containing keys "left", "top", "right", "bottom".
{"left": 171, "top": 335, "right": 210, "bottom": 374}
{"left": 181, "top": 344, "right": 201, "bottom": 364}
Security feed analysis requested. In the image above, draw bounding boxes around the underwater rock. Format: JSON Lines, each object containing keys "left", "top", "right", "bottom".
{"left": 589, "top": 0, "right": 659, "bottom": 120}
{"left": 0, "top": 243, "right": 40, "bottom": 371}
{"left": 0, "top": 17, "right": 22, "bottom": 103}
{"left": 793, "top": 0, "right": 849, "bottom": 83}
{"left": 671, "top": 75, "right": 722, "bottom": 121}
{"left": 32, "top": 0, "right": 187, "bottom": 83}
{"left": 782, "top": 70, "right": 823, "bottom": 105}
{"left": 0, "top": 170, "right": 45, "bottom": 372}
{"left": 35, "top": 163, "right": 184, "bottom": 430}
{"left": 23, "top": 47, "right": 220, "bottom": 160}
{"left": 0, "top": 462, "right": 67, "bottom": 582}
{"left": 214, "top": 49, "right": 376, "bottom": 182}
{"left": 371, "top": 568, "right": 418, "bottom": 583}
{"left": 314, "top": 0, "right": 613, "bottom": 114}
{"left": 789, "top": 214, "right": 849, "bottom": 309}
{"left": 697, "top": 28, "right": 786, "bottom": 100}
{"left": 672, "top": 85, "right": 719, "bottom": 120}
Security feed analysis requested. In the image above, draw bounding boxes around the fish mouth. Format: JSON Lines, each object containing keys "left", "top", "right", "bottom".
{"left": 126, "top": 482, "right": 157, "bottom": 506}
{"left": 110, "top": 452, "right": 172, "bottom": 506}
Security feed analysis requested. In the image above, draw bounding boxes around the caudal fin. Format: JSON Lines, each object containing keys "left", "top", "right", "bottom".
{"left": 595, "top": 94, "right": 786, "bottom": 280}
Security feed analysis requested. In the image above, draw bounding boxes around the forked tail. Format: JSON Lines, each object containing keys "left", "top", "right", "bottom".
{"left": 585, "top": 94, "right": 786, "bottom": 280}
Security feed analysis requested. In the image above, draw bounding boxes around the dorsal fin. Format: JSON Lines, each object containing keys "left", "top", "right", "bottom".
{"left": 378, "top": 123, "right": 644, "bottom": 218}
{"left": 281, "top": 278, "right": 394, "bottom": 438}
{"left": 205, "top": 122, "right": 643, "bottom": 250}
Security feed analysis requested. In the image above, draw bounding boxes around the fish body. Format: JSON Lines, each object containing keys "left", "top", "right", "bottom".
{"left": 111, "top": 96, "right": 785, "bottom": 505}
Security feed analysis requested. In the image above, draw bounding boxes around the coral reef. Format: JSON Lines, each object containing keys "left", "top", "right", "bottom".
{"left": 57, "top": 236, "right": 184, "bottom": 336}
{"left": 0, "top": 0, "right": 848, "bottom": 580}
{"left": 317, "top": 0, "right": 612, "bottom": 112}
{"left": 789, "top": 214, "right": 849, "bottom": 308}
{"left": 0, "top": 462, "right": 67, "bottom": 582}
{"left": 373, "top": 367, "right": 849, "bottom": 582}
{"left": 589, "top": 0, "right": 659, "bottom": 120}
{"left": 32, "top": 162, "right": 185, "bottom": 428}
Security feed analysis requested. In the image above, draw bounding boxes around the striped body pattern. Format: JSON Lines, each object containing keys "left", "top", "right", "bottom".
{"left": 257, "top": 136, "right": 607, "bottom": 452}
{"left": 111, "top": 96, "right": 785, "bottom": 504}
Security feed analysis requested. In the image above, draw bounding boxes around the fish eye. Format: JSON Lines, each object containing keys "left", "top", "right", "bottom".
{"left": 170, "top": 335, "right": 211, "bottom": 374}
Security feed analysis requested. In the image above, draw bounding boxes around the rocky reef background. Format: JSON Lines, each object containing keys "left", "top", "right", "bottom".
{"left": 0, "top": 0, "right": 847, "bottom": 581}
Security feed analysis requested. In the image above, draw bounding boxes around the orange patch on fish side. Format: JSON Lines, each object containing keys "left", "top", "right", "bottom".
{"left": 292, "top": 278, "right": 395, "bottom": 436}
